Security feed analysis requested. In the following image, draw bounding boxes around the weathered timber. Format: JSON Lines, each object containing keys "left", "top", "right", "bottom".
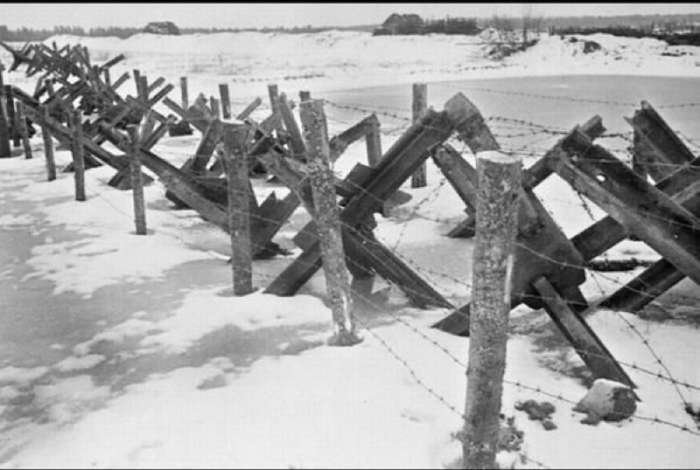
{"left": 599, "top": 259, "right": 686, "bottom": 312}
{"left": 301, "top": 99, "right": 360, "bottom": 344}
{"left": 15, "top": 102, "right": 32, "bottom": 159}
{"left": 210, "top": 97, "right": 220, "bottom": 119}
{"left": 571, "top": 156, "right": 700, "bottom": 262}
{"left": 22, "top": 104, "right": 129, "bottom": 171}
{"left": 180, "top": 77, "right": 188, "bottom": 109}
{"left": 278, "top": 93, "right": 305, "bottom": 159}
{"left": 219, "top": 84, "right": 232, "bottom": 119}
{"left": 533, "top": 276, "right": 635, "bottom": 387}
{"left": 5, "top": 85, "right": 20, "bottom": 147}
{"left": 223, "top": 123, "right": 254, "bottom": 295}
{"left": 265, "top": 93, "right": 480, "bottom": 299}
{"left": 411, "top": 83, "right": 428, "bottom": 188}
{"left": 0, "top": 69, "right": 10, "bottom": 158}
{"left": 70, "top": 111, "right": 86, "bottom": 201}
{"left": 554, "top": 129, "right": 700, "bottom": 285}
{"left": 267, "top": 83, "right": 283, "bottom": 135}
{"left": 41, "top": 107, "right": 56, "bottom": 180}
{"left": 628, "top": 101, "right": 695, "bottom": 182}
{"left": 236, "top": 97, "right": 262, "bottom": 120}
{"left": 257, "top": 148, "right": 452, "bottom": 308}
{"left": 447, "top": 115, "right": 605, "bottom": 238}
{"left": 127, "top": 125, "right": 147, "bottom": 235}
{"left": 463, "top": 150, "right": 521, "bottom": 469}
{"left": 328, "top": 114, "right": 380, "bottom": 162}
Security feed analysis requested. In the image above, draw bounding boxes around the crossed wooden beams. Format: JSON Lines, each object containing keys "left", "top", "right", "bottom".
{"left": 433, "top": 101, "right": 699, "bottom": 388}
{"left": 258, "top": 93, "right": 491, "bottom": 309}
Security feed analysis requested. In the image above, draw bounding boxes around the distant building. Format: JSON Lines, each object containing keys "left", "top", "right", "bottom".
{"left": 373, "top": 13, "right": 424, "bottom": 35}
{"left": 143, "top": 21, "right": 180, "bottom": 35}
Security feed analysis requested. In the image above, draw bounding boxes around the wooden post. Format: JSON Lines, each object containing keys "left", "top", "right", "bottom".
{"left": 70, "top": 110, "right": 86, "bottom": 201}
{"left": 137, "top": 75, "right": 149, "bottom": 103}
{"left": 411, "top": 83, "right": 428, "bottom": 188}
{"left": 5, "top": 85, "right": 20, "bottom": 148}
{"left": 0, "top": 63, "right": 10, "bottom": 158}
{"left": 180, "top": 76, "right": 188, "bottom": 109}
{"left": 103, "top": 68, "right": 111, "bottom": 87}
{"left": 278, "top": 93, "right": 305, "bottom": 159}
{"left": 219, "top": 84, "right": 231, "bottom": 119}
{"left": 267, "top": 83, "right": 284, "bottom": 135}
{"left": 222, "top": 124, "right": 254, "bottom": 295}
{"left": 41, "top": 106, "right": 56, "bottom": 180}
{"left": 300, "top": 99, "right": 361, "bottom": 346}
{"left": 365, "top": 114, "right": 382, "bottom": 167}
{"left": 299, "top": 90, "right": 311, "bottom": 101}
{"left": 15, "top": 102, "right": 32, "bottom": 159}
{"left": 132, "top": 69, "right": 141, "bottom": 97}
{"left": 210, "top": 96, "right": 220, "bottom": 119}
{"left": 127, "top": 125, "right": 147, "bottom": 235}
{"left": 463, "top": 150, "right": 521, "bottom": 469}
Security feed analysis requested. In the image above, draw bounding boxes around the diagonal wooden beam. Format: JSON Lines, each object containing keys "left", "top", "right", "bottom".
{"left": 552, "top": 129, "right": 700, "bottom": 285}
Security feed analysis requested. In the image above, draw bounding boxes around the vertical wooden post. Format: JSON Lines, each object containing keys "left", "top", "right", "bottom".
{"left": 0, "top": 64, "right": 11, "bottom": 159}
{"left": 136, "top": 75, "right": 148, "bottom": 104}
{"left": 132, "top": 69, "right": 141, "bottom": 98}
{"left": 69, "top": 110, "right": 86, "bottom": 201}
{"left": 219, "top": 83, "right": 231, "bottom": 119}
{"left": 267, "top": 83, "right": 284, "bottom": 135}
{"left": 5, "top": 85, "right": 20, "bottom": 148}
{"left": 210, "top": 96, "right": 221, "bottom": 119}
{"left": 365, "top": 115, "right": 382, "bottom": 167}
{"left": 15, "top": 102, "right": 32, "bottom": 159}
{"left": 222, "top": 123, "right": 254, "bottom": 296}
{"left": 463, "top": 151, "right": 521, "bottom": 469}
{"left": 127, "top": 125, "right": 147, "bottom": 235}
{"left": 300, "top": 99, "right": 361, "bottom": 346}
{"left": 180, "top": 76, "right": 189, "bottom": 109}
{"left": 411, "top": 83, "right": 428, "bottom": 188}
{"left": 103, "top": 68, "right": 111, "bottom": 87}
{"left": 41, "top": 106, "right": 56, "bottom": 180}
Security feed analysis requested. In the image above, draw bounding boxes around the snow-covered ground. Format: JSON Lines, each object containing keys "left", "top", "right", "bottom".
{"left": 0, "top": 30, "right": 699, "bottom": 468}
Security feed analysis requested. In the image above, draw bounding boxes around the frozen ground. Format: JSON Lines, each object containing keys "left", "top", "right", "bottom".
{"left": 0, "top": 30, "right": 698, "bottom": 468}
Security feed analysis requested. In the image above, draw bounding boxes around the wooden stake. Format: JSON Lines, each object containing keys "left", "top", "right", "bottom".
{"left": 209, "top": 96, "right": 220, "bottom": 119}
{"left": 15, "top": 102, "right": 32, "bottom": 159}
{"left": 127, "top": 124, "right": 147, "bottom": 235}
{"left": 463, "top": 150, "right": 521, "bottom": 469}
{"left": 180, "top": 76, "right": 188, "bottom": 109}
{"left": 267, "top": 83, "right": 284, "bottom": 135}
{"left": 5, "top": 85, "right": 20, "bottom": 148}
{"left": 365, "top": 114, "right": 382, "bottom": 167}
{"left": 0, "top": 63, "right": 10, "bottom": 158}
{"left": 69, "top": 110, "right": 86, "bottom": 201}
{"left": 0, "top": 85, "right": 11, "bottom": 158}
{"left": 278, "top": 93, "right": 305, "bottom": 159}
{"left": 411, "top": 83, "right": 428, "bottom": 188}
{"left": 218, "top": 83, "right": 231, "bottom": 119}
{"left": 222, "top": 124, "right": 254, "bottom": 295}
{"left": 300, "top": 99, "right": 361, "bottom": 346}
{"left": 41, "top": 106, "right": 56, "bottom": 180}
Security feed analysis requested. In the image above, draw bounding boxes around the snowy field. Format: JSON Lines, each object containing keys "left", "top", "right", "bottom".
{"left": 0, "top": 30, "right": 699, "bottom": 468}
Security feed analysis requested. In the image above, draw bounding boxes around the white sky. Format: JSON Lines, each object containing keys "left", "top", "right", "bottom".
{"left": 2, "top": 3, "right": 700, "bottom": 29}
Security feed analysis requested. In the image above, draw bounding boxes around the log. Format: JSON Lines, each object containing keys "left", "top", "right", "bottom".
{"left": 533, "top": 277, "right": 635, "bottom": 388}
{"left": 222, "top": 124, "right": 254, "bottom": 295}
{"left": 411, "top": 83, "right": 428, "bottom": 188}
{"left": 463, "top": 150, "right": 521, "bottom": 469}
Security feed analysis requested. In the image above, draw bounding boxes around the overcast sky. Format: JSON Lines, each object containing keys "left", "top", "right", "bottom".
{"left": 3, "top": 3, "right": 700, "bottom": 29}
